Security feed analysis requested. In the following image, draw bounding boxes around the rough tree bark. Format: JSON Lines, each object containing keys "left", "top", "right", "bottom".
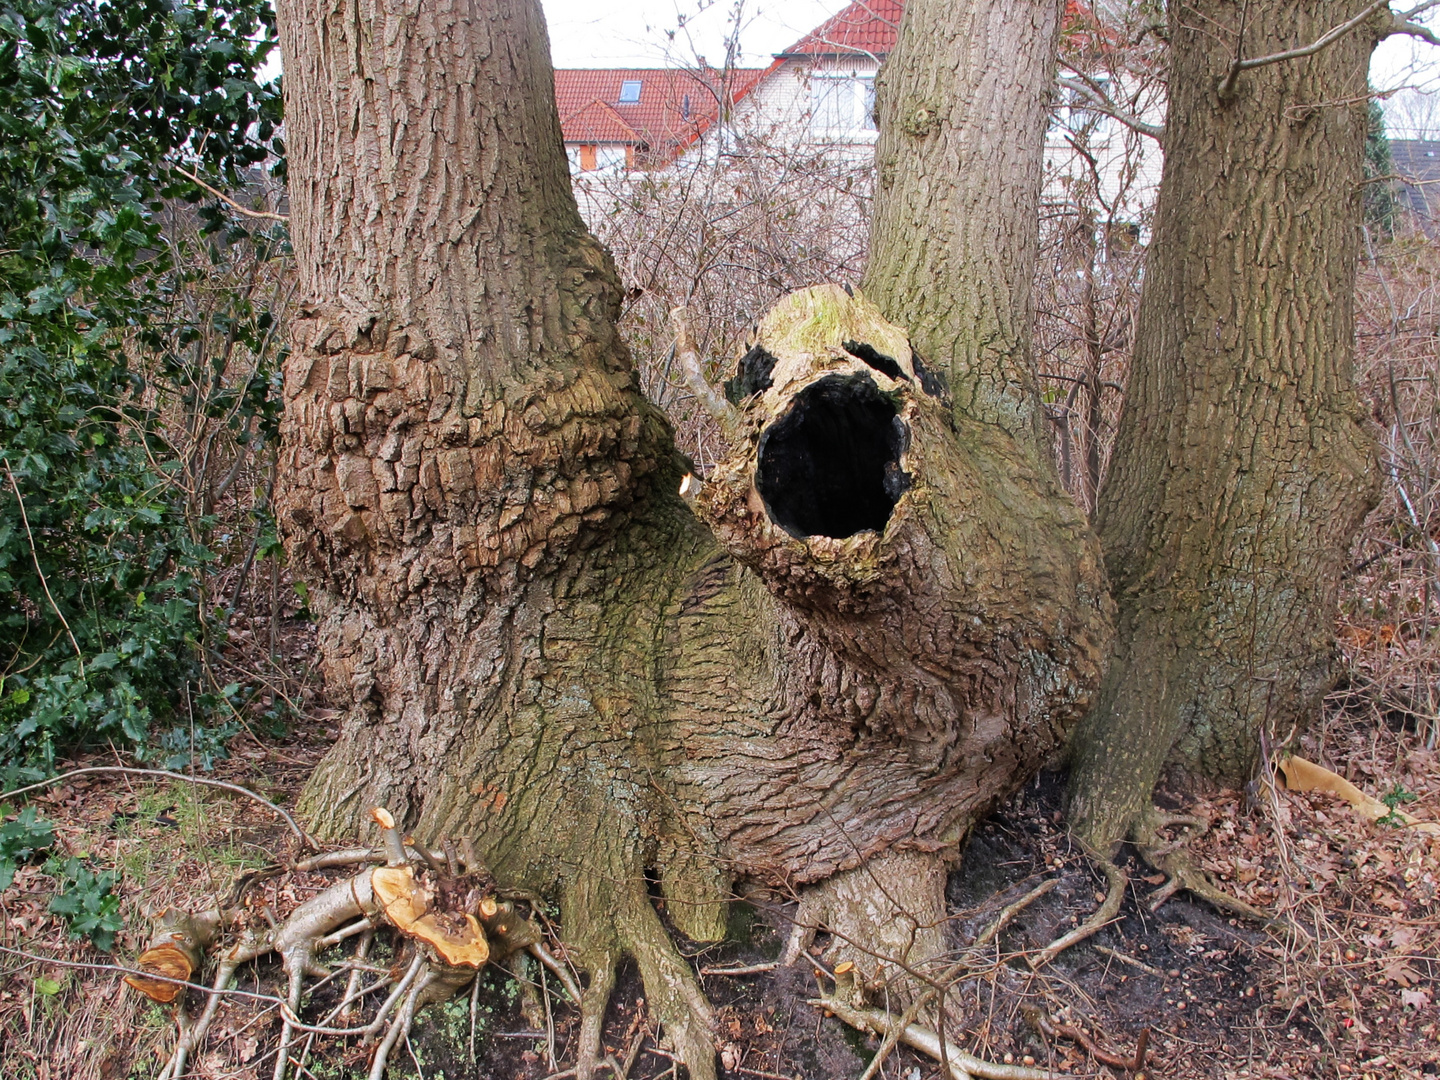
{"left": 272, "top": 0, "right": 1108, "bottom": 1073}
{"left": 1067, "top": 0, "right": 1383, "bottom": 852}
{"left": 864, "top": 0, "right": 1065, "bottom": 451}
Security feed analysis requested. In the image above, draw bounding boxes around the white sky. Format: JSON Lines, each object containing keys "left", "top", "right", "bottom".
{"left": 541, "top": 0, "right": 1440, "bottom": 137}
{"left": 541, "top": 0, "right": 845, "bottom": 68}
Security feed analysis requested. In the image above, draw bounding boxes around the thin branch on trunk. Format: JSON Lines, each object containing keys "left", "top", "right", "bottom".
{"left": 671, "top": 307, "right": 741, "bottom": 438}
{"left": 1056, "top": 77, "right": 1164, "bottom": 142}
{"left": 172, "top": 164, "right": 289, "bottom": 222}
{"left": 1218, "top": 0, "right": 1390, "bottom": 98}
{"left": 1385, "top": 0, "right": 1440, "bottom": 44}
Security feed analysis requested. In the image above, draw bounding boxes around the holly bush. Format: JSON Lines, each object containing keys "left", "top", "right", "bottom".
{"left": 0, "top": 0, "right": 285, "bottom": 782}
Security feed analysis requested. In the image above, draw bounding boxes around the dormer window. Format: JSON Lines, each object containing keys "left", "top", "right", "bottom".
{"left": 619, "top": 80, "right": 642, "bottom": 103}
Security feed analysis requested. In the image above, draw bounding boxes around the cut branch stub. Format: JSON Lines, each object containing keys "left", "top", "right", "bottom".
{"left": 756, "top": 372, "right": 909, "bottom": 539}
{"left": 371, "top": 865, "right": 490, "bottom": 968}
{"left": 371, "top": 806, "right": 408, "bottom": 866}
{"left": 124, "top": 907, "right": 220, "bottom": 1003}
{"left": 696, "top": 284, "right": 942, "bottom": 604}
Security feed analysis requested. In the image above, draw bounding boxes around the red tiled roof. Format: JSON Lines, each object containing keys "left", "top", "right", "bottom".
{"left": 560, "top": 99, "right": 641, "bottom": 144}
{"left": 554, "top": 67, "right": 765, "bottom": 161}
{"left": 776, "top": 0, "right": 902, "bottom": 58}
{"left": 1060, "top": 1, "right": 1127, "bottom": 62}
{"left": 775, "top": 1, "right": 1106, "bottom": 60}
{"left": 555, "top": 0, "right": 1121, "bottom": 166}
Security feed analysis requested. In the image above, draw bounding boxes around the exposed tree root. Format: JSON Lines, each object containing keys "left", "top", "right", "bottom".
{"left": 1029, "top": 851, "right": 1125, "bottom": 969}
{"left": 1131, "top": 808, "right": 1274, "bottom": 924}
{"left": 812, "top": 963, "right": 1063, "bottom": 1080}
{"left": 1031, "top": 806, "right": 1277, "bottom": 969}
{"left": 805, "top": 877, "right": 1081, "bottom": 1080}
{"left": 1024, "top": 1005, "right": 1149, "bottom": 1072}
{"left": 562, "top": 840, "right": 716, "bottom": 1080}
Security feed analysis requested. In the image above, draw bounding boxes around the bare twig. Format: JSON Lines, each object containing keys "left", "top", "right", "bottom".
{"left": 1029, "top": 1007, "right": 1149, "bottom": 1072}
{"left": 1056, "top": 77, "right": 1164, "bottom": 142}
{"left": 3, "top": 460, "right": 84, "bottom": 673}
{"left": 699, "top": 961, "right": 779, "bottom": 976}
{"left": 1218, "top": 0, "right": 1390, "bottom": 98}
{"left": 1094, "top": 944, "right": 1165, "bottom": 977}
{"left": 0, "top": 944, "right": 286, "bottom": 1005}
{"left": 172, "top": 164, "right": 289, "bottom": 222}
{"left": 1028, "top": 855, "right": 1125, "bottom": 969}
{"left": 974, "top": 878, "right": 1059, "bottom": 949}
{"left": 530, "top": 942, "right": 583, "bottom": 1004}
{"left": 671, "top": 306, "right": 742, "bottom": 438}
{"left": 0, "top": 766, "right": 314, "bottom": 849}
{"left": 812, "top": 993, "right": 1061, "bottom": 1080}
{"left": 1386, "top": 0, "right": 1440, "bottom": 44}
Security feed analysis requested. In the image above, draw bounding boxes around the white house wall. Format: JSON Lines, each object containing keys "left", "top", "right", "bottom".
{"left": 735, "top": 57, "right": 881, "bottom": 154}
{"left": 565, "top": 56, "right": 1165, "bottom": 241}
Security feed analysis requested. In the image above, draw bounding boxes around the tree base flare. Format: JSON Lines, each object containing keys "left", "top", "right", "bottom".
{"left": 1130, "top": 809, "right": 1274, "bottom": 925}
{"left": 1030, "top": 807, "right": 1273, "bottom": 971}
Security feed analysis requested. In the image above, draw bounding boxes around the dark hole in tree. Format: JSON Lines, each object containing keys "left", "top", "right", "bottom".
{"left": 909, "top": 345, "right": 950, "bottom": 401}
{"left": 755, "top": 374, "right": 910, "bottom": 539}
{"left": 724, "top": 343, "right": 778, "bottom": 404}
{"left": 842, "top": 339, "right": 908, "bottom": 382}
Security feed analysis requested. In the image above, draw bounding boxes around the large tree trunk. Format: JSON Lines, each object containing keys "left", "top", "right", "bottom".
{"left": 1066, "top": 0, "right": 1382, "bottom": 851}
{"left": 865, "top": 0, "right": 1063, "bottom": 450}
{"left": 273, "top": 0, "right": 1108, "bottom": 1072}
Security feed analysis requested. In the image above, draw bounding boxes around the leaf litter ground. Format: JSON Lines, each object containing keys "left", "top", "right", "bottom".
{"left": 1, "top": 666, "right": 1437, "bottom": 1079}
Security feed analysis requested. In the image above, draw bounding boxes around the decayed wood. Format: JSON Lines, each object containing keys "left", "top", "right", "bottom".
{"left": 129, "top": 806, "right": 550, "bottom": 1080}
{"left": 371, "top": 865, "right": 490, "bottom": 968}
{"left": 688, "top": 286, "right": 1110, "bottom": 886}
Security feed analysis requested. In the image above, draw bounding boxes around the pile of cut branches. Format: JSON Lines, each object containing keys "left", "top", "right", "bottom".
{"left": 125, "top": 806, "right": 579, "bottom": 1080}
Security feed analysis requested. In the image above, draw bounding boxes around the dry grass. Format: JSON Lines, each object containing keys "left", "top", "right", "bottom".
{"left": 0, "top": 745, "right": 323, "bottom": 1079}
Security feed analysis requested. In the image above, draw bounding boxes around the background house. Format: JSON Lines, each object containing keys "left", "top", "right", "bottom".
{"left": 734, "top": 0, "right": 899, "bottom": 151}
{"left": 553, "top": 0, "right": 1162, "bottom": 227}
{"left": 553, "top": 67, "right": 765, "bottom": 173}
{"left": 1389, "top": 139, "right": 1440, "bottom": 233}
{"left": 553, "top": 0, "right": 900, "bottom": 173}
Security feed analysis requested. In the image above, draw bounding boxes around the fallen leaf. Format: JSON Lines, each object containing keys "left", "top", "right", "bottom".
{"left": 1401, "top": 988, "right": 1432, "bottom": 1009}
{"left": 1381, "top": 960, "right": 1421, "bottom": 986}
{"left": 1278, "top": 756, "right": 1440, "bottom": 835}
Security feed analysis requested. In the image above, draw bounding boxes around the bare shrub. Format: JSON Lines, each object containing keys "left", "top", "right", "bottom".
{"left": 575, "top": 137, "right": 873, "bottom": 471}
{"left": 1335, "top": 223, "right": 1440, "bottom": 752}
